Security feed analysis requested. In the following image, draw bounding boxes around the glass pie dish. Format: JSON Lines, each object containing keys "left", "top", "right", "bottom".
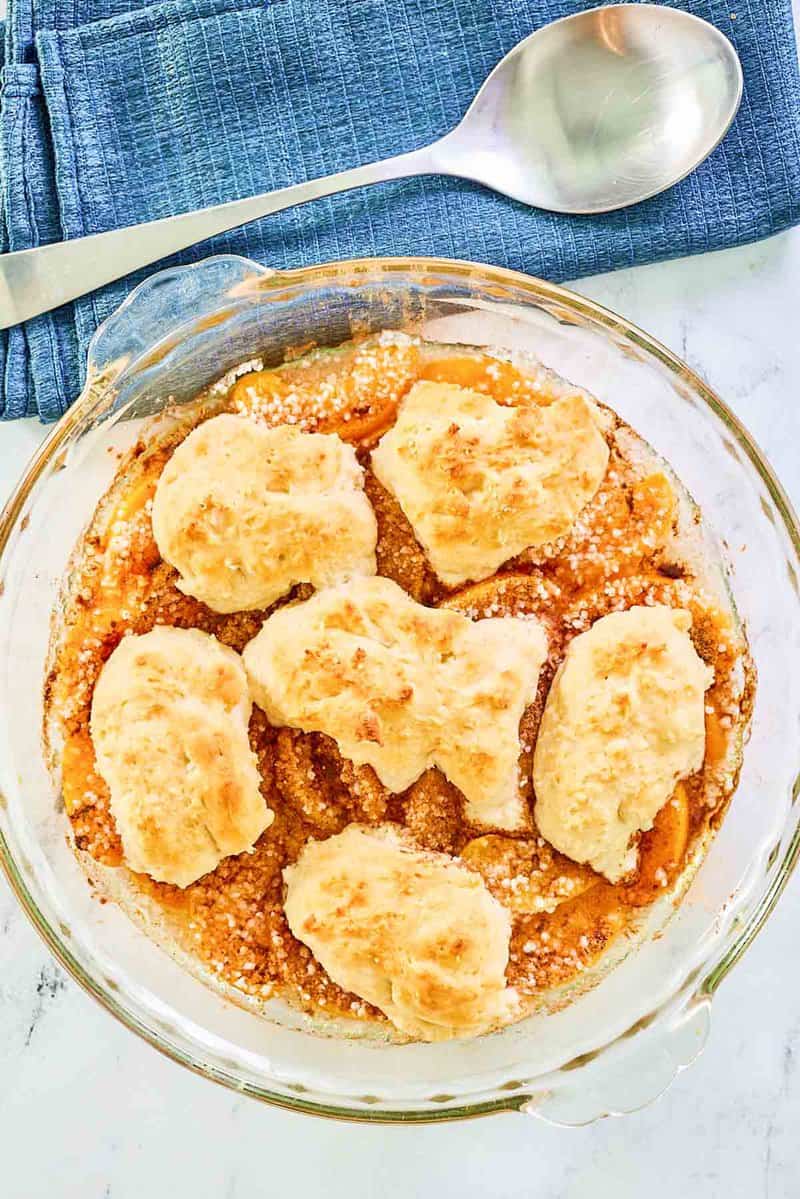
{"left": 1, "top": 254, "right": 799, "bottom": 1125}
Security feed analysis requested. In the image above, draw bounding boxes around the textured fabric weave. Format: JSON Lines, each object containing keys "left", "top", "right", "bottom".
{"left": 2, "top": 0, "right": 800, "bottom": 419}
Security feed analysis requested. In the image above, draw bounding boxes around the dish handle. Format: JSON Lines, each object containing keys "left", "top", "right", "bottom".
{"left": 517, "top": 997, "right": 711, "bottom": 1126}
{"left": 84, "top": 255, "right": 275, "bottom": 391}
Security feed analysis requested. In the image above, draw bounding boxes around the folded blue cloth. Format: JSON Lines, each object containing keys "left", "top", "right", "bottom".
{"left": 2, "top": 0, "right": 800, "bottom": 420}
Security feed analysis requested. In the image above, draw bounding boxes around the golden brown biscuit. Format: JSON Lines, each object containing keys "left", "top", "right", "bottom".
{"left": 370, "top": 380, "right": 609, "bottom": 585}
{"left": 533, "top": 605, "right": 713, "bottom": 882}
{"left": 243, "top": 577, "right": 547, "bottom": 830}
{"left": 90, "top": 626, "right": 271, "bottom": 887}
{"left": 151, "top": 413, "right": 377, "bottom": 613}
{"left": 283, "top": 824, "right": 516, "bottom": 1040}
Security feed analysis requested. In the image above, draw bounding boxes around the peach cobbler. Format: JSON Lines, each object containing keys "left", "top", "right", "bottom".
{"left": 45, "top": 333, "right": 753, "bottom": 1042}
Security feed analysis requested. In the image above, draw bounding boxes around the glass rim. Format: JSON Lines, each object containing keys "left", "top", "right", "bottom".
{"left": 2, "top": 252, "right": 800, "bottom": 1123}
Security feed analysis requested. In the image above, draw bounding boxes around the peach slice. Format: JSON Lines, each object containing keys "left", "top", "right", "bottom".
{"left": 622, "top": 782, "right": 691, "bottom": 907}
{"left": 419, "top": 354, "right": 552, "bottom": 406}
{"left": 462, "top": 834, "right": 599, "bottom": 915}
{"left": 440, "top": 570, "right": 562, "bottom": 622}
{"left": 229, "top": 339, "right": 420, "bottom": 444}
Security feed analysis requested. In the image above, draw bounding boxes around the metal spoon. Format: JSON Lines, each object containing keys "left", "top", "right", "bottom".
{"left": 0, "top": 3, "right": 742, "bottom": 330}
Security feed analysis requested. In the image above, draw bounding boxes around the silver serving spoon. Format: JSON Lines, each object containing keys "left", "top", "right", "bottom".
{"left": 0, "top": 3, "right": 742, "bottom": 330}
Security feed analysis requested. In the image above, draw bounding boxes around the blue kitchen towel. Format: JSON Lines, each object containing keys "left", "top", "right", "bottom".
{"left": 3, "top": 0, "right": 800, "bottom": 420}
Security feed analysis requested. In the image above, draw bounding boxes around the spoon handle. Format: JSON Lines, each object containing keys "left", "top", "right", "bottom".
{"left": 0, "top": 144, "right": 442, "bottom": 330}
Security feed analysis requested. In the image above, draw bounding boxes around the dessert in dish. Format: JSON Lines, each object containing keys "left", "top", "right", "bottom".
{"left": 45, "top": 332, "right": 753, "bottom": 1042}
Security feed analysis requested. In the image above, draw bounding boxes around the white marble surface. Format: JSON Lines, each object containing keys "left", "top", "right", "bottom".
{"left": 0, "top": 229, "right": 798, "bottom": 1197}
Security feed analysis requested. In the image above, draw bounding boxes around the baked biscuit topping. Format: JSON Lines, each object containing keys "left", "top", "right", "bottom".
{"left": 152, "top": 413, "right": 377, "bottom": 613}
{"left": 48, "top": 336, "right": 750, "bottom": 1039}
{"left": 90, "top": 626, "right": 270, "bottom": 887}
{"left": 243, "top": 576, "right": 547, "bottom": 830}
{"left": 283, "top": 824, "right": 516, "bottom": 1040}
{"left": 533, "top": 605, "right": 714, "bottom": 882}
{"left": 371, "top": 380, "right": 609, "bottom": 585}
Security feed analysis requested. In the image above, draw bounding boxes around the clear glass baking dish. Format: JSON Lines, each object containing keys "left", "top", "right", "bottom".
{"left": 1, "top": 255, "right": 799, "bottom": 1125}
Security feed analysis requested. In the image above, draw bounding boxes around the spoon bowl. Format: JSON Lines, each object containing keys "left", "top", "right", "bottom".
{"left": 440, "top": 4, "right": 743, "bottom": 213}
